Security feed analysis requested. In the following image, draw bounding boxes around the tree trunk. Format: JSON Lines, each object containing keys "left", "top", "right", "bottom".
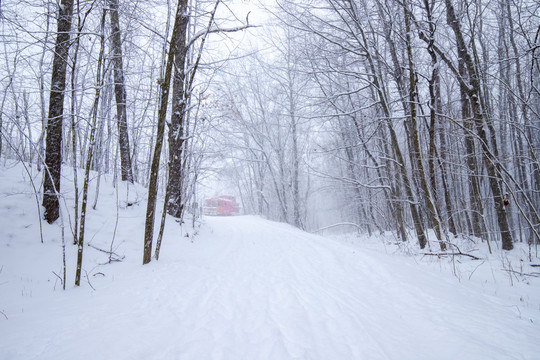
{"left": 403, "top": 5, "right": 445, "bottom": 250}
{"left": 166, "top": 0, "right": 190, "bottom": 218}
{"left": 290, "top": 85, "right": 302, "bottom": 229}
{"left": 353, "top": 11, "right": 427, "bottom": 248}
{"left": 109, "top": 0, "right": 134, "bottom": 183}
{"left": 422, "top": 0, "right": 457, "bottom": 237}
{"left": 75, "top": 8, "right": 107, "bottom": 286}
{"left": 143, "top": 0, "right": 183, "bottom": 264}
{"left": 369, "top": 1, "right": 424, "bottom": 246}
{"left": 505, "top": 0, "right": 540, "bottom": 242}
{"left": 42, "top": 0, "right": 74, "bottom": 224}
{"left": 444, "top": 0, "right": 513, "bottom": 250}
{"left": 0, "top": 111, "right": 2, "bottom": 158}
{"left": 458, "top": 59, "right": 485, "bottom": 238}
{"left": 70, "top": 0, "right": 83, "bottom": 244}
{"left": 37, "top": 2, "right": 52, "bottom": 172}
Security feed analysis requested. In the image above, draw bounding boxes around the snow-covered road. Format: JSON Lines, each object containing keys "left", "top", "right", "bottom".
{"left": 1, "top": 215, "right": 538, "bottom": 359}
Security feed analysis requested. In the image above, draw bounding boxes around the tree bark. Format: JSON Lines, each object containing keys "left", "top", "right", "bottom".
{"left": 42, "top": 0, "right": 74, "bottom": 224}
{"left": 166, "top": 0, "right": 190, "bottom": 218}
{"left": 109, "top": 0, "right": 134, "bottom": 183}
{"left": 289, "top": 76, "right": 302, "bottom": 229}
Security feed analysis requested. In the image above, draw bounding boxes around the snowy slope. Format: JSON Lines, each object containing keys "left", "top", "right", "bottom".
{"left": 0, "top": 162, "right": 539, "bottom": 359}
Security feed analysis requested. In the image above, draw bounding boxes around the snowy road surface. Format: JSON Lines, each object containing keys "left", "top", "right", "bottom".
{"left": 1, "top": 215, "right": 538, "bottom": 359}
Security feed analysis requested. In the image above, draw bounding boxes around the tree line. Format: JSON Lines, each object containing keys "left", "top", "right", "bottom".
{"left": 0, "top": 0, "right": 538, "bottom": 284}
{"left": 1, "top": 0, "right": 250, "bottom": 286}
{"left": 209, "top": 0, "right": 539, "bottom": 254}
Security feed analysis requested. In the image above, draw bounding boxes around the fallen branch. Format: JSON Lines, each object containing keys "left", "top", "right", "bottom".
{"left": 422, "top": 252, "right": 481, "bottom": 260}
{"left": 312, "top": 222, "right": 363, "bottom": 233}
{"left": 502, "top": 269, "right": 540, "bottom": 278}
{"left": 0, "top": 310, "right": 7, "bottom": 320}
{"left": 87, "top": 243, "right": 125, "bottom": 262}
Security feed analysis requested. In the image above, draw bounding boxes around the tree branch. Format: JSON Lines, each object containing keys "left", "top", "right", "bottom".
{"left": 186, "top": 11, "right": 256, "bottom": 49}
{"left": 422, "top": 252, "right": 481, "bottom": 260}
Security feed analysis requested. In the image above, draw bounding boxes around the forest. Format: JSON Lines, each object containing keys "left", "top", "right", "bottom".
{"left": 1, "top": 1, "right": 540, "bottom": 358}
{"left": 1, "top": 0, "right": 539, "bottom": 266}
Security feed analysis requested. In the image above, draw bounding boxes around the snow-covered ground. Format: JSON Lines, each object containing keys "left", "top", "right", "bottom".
{"left": 1, "top": 161, "right": 539, "bottom": 359}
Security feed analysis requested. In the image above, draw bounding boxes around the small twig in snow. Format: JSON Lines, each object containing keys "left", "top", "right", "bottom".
{"left": 52, "top": 271, "right": 63, "bottom": 286}
{"left": 84, "top": 270, "right": 96, "bottom": 291}
{"left": 468, "top": 260, "right": 486, "bottom": 280}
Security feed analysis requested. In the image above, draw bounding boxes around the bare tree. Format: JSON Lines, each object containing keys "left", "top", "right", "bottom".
{"left": 166, "top": 0, "right": 191, "bottom": 219}
{"left": 143, "top": 0, "right": 184, "bottom": 265}
{"left": 109, "top": 0, "right": 134, "bottom": 183}
{"left": 75, "top": 7, "right": 107, "bottom": 286}
{"left": 441, "top": 0, "right": 513, "bottom": 250}
{"left": 42, "top": 0, "right": 74, "bottom": 224}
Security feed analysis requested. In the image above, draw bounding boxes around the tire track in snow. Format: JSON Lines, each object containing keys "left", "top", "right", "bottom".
{"left": 190, "top": 216, "right": 538, "bottom": 360}
{"left": 198, "top": 216, "right": 392, "bottom": 359}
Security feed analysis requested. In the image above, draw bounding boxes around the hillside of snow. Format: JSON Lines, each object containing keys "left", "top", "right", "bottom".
{"left": 0, "top": 161, "right": 539, "bottom": 359}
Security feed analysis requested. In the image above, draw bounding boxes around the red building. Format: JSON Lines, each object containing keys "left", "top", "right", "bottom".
{"left": 203, "top": 196, "right": 240, "bottom": 216}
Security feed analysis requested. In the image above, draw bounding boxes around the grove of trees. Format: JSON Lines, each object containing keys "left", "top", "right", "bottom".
{"left": 1, "top": 0, "right": 538, "bottom": 280}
